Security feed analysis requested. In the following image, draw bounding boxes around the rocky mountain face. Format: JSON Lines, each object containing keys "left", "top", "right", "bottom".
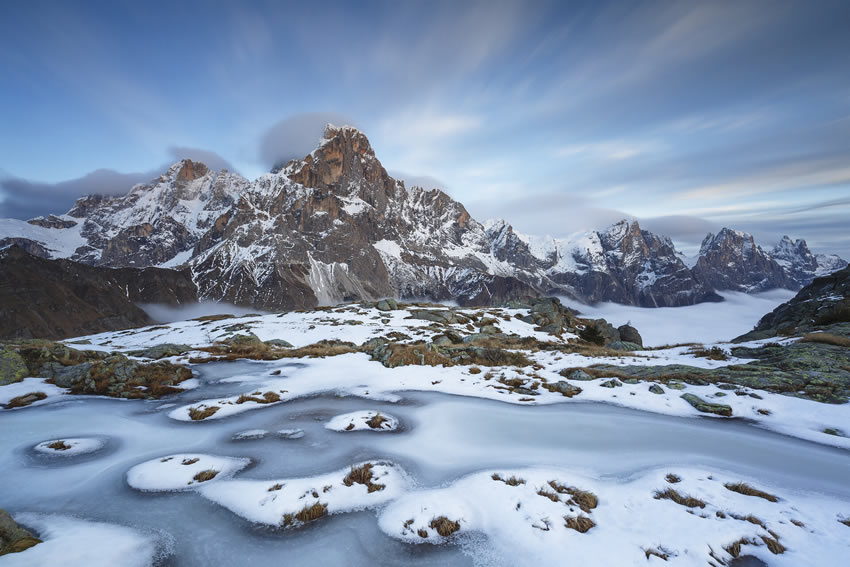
{"left": 691, "top": 229, "right": 846, "bottom": 293}
{"left": 0, "top": 124, "right": 845, "bottom": 311}
{"left": 736, "top": 264, "right": 850, "bottom": 341}
{"left": 0, "top": 245, "right": 197, "bottom": 339}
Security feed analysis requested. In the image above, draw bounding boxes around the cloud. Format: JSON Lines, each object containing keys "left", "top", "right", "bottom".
{"left": 167, "top": 147, "right": 236, "bottom": 173}
{"left": 0, "top": 168, "right": 155, "bottom": 220}
{"left": 0, "top": 146, "right": 236, "bottom": 220}
{"left": 259, "top": 112, "right": 357, "bottom": 170}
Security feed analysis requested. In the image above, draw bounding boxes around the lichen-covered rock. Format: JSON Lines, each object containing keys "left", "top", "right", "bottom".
{"left": 600, "top": 379, "right": 623, "bottom": 388}
{"left": 0, "top": 348, "right": 28, "bottom": 385}
{"left": 264, "top": 339, "right": 294, "bottom": 348}
{"left": 545, "top": 380, "right": 582, "bottom": 397}
{"left": 0, "top": 508, "right": 41, "bottom": 556}
{"left": 607, "top": 341, "right": 643, "bottom": 351}
{"left": 129, "top": 343, "right": 191, "bottom": 359}
{"left": 376, "top": 298, "right": 399, "bottom": 311}
{"left": 561, "top": 369, "right": 593, "bottom": 381}
{"left": 649, "top": 384, "right": 664, "bottom": 394}
{"left": 680, "top": 393, "right": 733, "bottom": 417}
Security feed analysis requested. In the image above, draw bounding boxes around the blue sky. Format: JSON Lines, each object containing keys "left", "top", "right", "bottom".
{"left": 1, "top": 0, "right": 849, "bottom": 256}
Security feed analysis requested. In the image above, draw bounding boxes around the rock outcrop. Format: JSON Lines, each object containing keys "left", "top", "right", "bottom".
{"left": 0, "top": 245, "right": 197, "bottom": 340}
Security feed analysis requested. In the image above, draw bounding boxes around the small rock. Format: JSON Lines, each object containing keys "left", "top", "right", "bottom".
{"left": 680, "top": 393, "right": 733, "bottom": 417}
{"left": 547, "top": 380, "right": 582, "bottom": 398}
{"left": 600, "top": 379, "right": 623, "bottom": 388}
{"left": 649, "top": 384, "right": 664, "bottom": 394}
{"left": 561, "top": 369, "right": 593, "bottom": 381}
{"left": 265, "top": 339, "right": 294, "bottom": 348}
{"left": 667, "top": 382, "right": 686, "bottom": 390}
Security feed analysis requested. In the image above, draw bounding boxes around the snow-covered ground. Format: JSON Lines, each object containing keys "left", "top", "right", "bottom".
{"left": 2, "top": 295, "right": 849, "bottom": 566}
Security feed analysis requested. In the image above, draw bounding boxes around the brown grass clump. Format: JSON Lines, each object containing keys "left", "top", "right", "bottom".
{"left": 193, "top": 469, "right": 218, "bottom": 483}
{"left": 282, "top": 502, "right": 328, "bottom": 527}
{"left": 537, "top": 488, "right": 560, "bottom": 503}
{"left": 365, "top": 413, "right": 389, "bottom": 429}
{"left": 345, "top": 423, "right": 355, "bottom": 431}
{"left": 6, "top": 391, "right": 48, "bottom": 408}
{"left": 418, "top": 528, "right": 428, "bottom": 538}
{"left": 654, "top": 488, "right": 705, "bottom": 509}
{"left": 725, "top": 537, "right": 756, "bottom": 558}
{"left": 469, "top": 367, "right": 482, "bottom": 374}
{"left": 800, "top": 333, "right": 850, "bottom": 348}
{"left": 282, "top": 341, "right": 358, "bottom": 359}
{"left": 730, "top": 513, "right": 765, "bottom": 528}
{"left": 188, "top": 405, "right": 219, "bottom": 420}
{"left": 665, "top": 473, "right": 681, "bottom": 484}
{"left": 505, "top": 476, "right": 525, "bottom": 486}
{"left": 547, "top": 481, "right": 598, "bottom": 512}
{"left": 839, "top": 517, "right": 850, "bottom": 528}
{"left": 564, "top": 514, "right": 595, "bottom": 533}
{"left": 343, "top": 463, "right": 385, "bottom": 493}
{"left": 790, "top": 519, "right": 805, "bottom": 528}
{"left": 429, "top": 516, "right": 460, "bottom": 537}
{"left": 644, "top": 547, "right": 670, "bottom": 561}
{"left": 236, "top": 391, "right": 280, "bottom": 404}
{"left": 181, "top": 457, "right": 200, "bottom": 465}
{"left": 47, "top": 440, "right": 71, "bottom": 451}
{"left": 761, "top": 535, "right": 786, "bottom": 554}
{"left": 724, "top": 482, "right": 778, "bottom": 503}
{"left": 268, "top": 483, "right": 282, "bottom": 492}
{"left": 690, "top": 346, "right": 729, "bottom": 360}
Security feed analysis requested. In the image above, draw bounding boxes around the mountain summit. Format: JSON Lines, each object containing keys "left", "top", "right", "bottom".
{"left": 0, "top": 125, "right": 845, "bottom": 310}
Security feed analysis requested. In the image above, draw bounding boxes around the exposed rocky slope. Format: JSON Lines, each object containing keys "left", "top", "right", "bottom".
{"left": 736, "top": 264, "right": 850, "bottom": 341}
{"left": 0, "top": 245, "right": 197, "bottom": 339}
{"left": 0, "top": 125, "right": 844, "bottom": 311}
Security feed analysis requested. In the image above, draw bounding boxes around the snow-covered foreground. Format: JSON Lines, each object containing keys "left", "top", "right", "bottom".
{"left": 2, "top": 297, "right": 849, "bottom": 565}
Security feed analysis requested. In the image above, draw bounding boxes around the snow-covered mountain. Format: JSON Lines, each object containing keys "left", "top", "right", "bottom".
{"left": 0, "top": 124, "right": 845, "bottom": 309}
{"left": 691, "top": 229, "right": 846, "bottom": 293}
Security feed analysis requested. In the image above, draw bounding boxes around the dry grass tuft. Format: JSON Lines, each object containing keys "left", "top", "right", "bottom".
{"left": 725, "top": 537, "right": 756, "bottom": 558}
{"left": 730, "top": 513, "right": 765, "bottom": 528}
{"left": 282, "top": 502, "right": 328, "bottom": 527}
{"left": 547, "top": 481, "right": 598, "bottom": 512}
{"left": 343, "top": 463, "right": 385, "bottom": 493}
{"left": 236, "top": 391, "right": 280, "bottom": 404}
{"left": 469, "top": 367, "right": 482, "bottom": 374}
{"left": 665, "top": 473, "right": 681, "bottom": 484}
{"left": 654, "top": 488, "right": 705, "bottom": 509}
{"left": 6, "top": 391, "right": 48, "bottom": 408}
{"left": 761, "top": 535, "right": 786, "bottom": 554}
{"left": 689, "top": 346, "right": 729, "bottom": 360}
{"left": 417, "top": 528, "right": 428, "bottom": 538}
{"left": 564, "top": 514, "right": 595, "bottom": 533}
{"left": 505, "top": 476, "right": 525, "bottom": 486}
{"left": 193, "top": 469, "right": 218, "bottom": 483}
{"left": 268, "top": 483, "right": 283, "bottom": 492}
{"left": 429, "top": 516, "right": 460, "bottom": 537}
{"left": 46, "top": 440, "right": 71, "bottom": 451}
{"left": 724, "top": 482, "right": 778, "bottom": 502}
{"left": 839, "top": 517, "right": 850, "bottom": 528}
{"left": 800, "top": 333, "right": 850, "bottom": 348}
{"left": 790, "top": 519, "right": 805, "bottom": 528}
{"left": 345, "top": 423, "right": 355, "bottom": 431}
{"left": 181, "top": 457, "right": 200, "bottom": 465}
{"left": 188, "top": 405, "right": 219, "bottom": 420}
{"left": 365, "top": 413, "right": 389, "bottom": 429}
{"left": 644, "top": 547, "right": 670, "bottom": 561}
{"left": 537, "top": 488, "right": 560, "bottom": 503}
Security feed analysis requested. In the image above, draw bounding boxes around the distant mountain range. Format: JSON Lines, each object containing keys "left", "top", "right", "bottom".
{"left": 0, "top": 125, "right": 846, "bottom": 316}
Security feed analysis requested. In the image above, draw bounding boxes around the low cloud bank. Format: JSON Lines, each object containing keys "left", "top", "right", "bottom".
{"left": 138, "top": 301, "right": 269, "bottom": 324}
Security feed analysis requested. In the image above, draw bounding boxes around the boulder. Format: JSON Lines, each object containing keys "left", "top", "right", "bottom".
{"left": 680, "top": 393, "right": 732, "bottom": 417}
{"left": 0, "top": 508, "right": 41, "bottom": 556}
{"left": 130, "top": 343, "right": 191, "bottom": 359}
{"left": 617, "top": 324, "right": 643, "bottom": 347}
{"left": 0, "top": 348, "right": 28, "bottom": 385}
{"left": 607, "top": 341, "right": 643, "bottom": 351}
{"left": 546, "top": 380, "right": 582, "bottom": 398}
{"left": 376, "top": 298, "right": 398, "bottom": 311}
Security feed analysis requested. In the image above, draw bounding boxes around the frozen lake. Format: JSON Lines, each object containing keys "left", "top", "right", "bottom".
{"left": 2, "top": 359, "right": 849, "bottom": 566}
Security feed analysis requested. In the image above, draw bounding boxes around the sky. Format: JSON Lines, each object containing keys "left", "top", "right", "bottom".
{"left": 1, "top": 0, "right": 849, "bottom": 257}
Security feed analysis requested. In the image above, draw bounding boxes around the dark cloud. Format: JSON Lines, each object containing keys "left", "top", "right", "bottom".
{"left": 259, "top": 112, "right": 357, "bottom": 170}
{"left": 0, "top": 168, "right": 156, "bottom": 220}
{"left": 0, "top": 147, "right": 236, "bottom": 220}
